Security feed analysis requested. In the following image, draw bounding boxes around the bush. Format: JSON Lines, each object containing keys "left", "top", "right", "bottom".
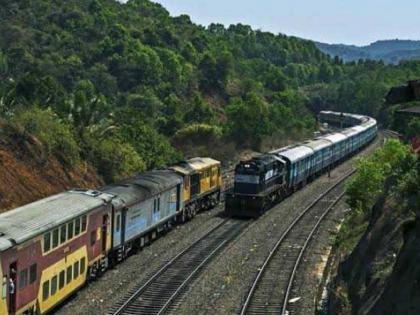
{"left": 346, "top": 139, "right": 413, "bottom": 214}
{"left": 9, "top": 107, "right": 80, "bottom": 167}
{"left": 174, "top": 123, "right": 222, "bottom": 146}
{"left": 88, "top": 136, "right": 146, "bottom": 183}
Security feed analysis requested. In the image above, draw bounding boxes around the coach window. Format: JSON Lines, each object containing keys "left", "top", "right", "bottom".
{"left": 44, "top": 232, "right": 51, "bottom": 252}
{"left": 75, "top": 218, "right": 81, "bottom": 236}
{"left": 81, "top": 215, "right": 87, "bottom": 232}
{"left": 68, "top": 221, "right": 74, "bottom": 240}
{"left": 52, "top": 228, "right": 59, "bottom": 248}
{"left": 51, "top": 276, "right": 57, "bottom": 296}
{"left": 60, "top": 225, "right": 67, "bottom": 245}
{"left": 29, "top": 264, "right": 37, "bottom": 284}
{"left": 42, "top": 280, "right": 49, "bottom": 301}
{"left": 19, "top": 269, "right": 28, "bottom": 289}
{"left": 59, "top": 271, "right": 65, "bottom": 290}
{"left": 66, "top": 266, "right": 72, "bottom": 284}
{"left": 74, "top": 261, "right": 79, "bottom": 279}
{"left": 80, "top": 258, "right": 86, "bottom": 275}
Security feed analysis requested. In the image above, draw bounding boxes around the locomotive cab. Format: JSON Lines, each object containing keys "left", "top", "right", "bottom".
{"left": 234, "top": 155, "right": 286, "bottom": 195}
{"left": 226, "top": 155, "right": 288, "bottom": 217}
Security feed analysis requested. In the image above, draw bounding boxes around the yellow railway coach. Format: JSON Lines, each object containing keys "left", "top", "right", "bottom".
{"left": 170, "top": 157, "right": 222, "bottom": 221}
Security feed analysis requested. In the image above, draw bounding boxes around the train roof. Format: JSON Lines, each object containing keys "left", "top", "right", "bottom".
{"left": 274, "top": 145, "right": 314, "bottom": 163}
{"left": 361, "top": 118, "right": 377, "bottom": 128}
{"left": 319, "top": 111, "right": 370, "bottom": 124}
{"left": 0, "top": 190, "right": 113, "bottom": 252}
{"left": 352, "top": 125, "right": 366, "bottom": 132}
{"left": 102, "top": 170, "right": 182, "bottom": 207}
{"left": 170, "top": 157, "right": 220, "bottom": 175}
{"left": 236, "top": 154, "right": 283, "bottom": 173}
{"left": 301, "top": 138, "right": 331, "bottom": 152}
{"left": 340, "top": 127, "right": 361, "bottom": 137}
{"left": 320, "top": 133, "right": 347, "bottom": 144}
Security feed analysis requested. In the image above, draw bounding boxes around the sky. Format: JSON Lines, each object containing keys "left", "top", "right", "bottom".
{"left": 151, "top": 0, "right": 420, "bottom": 46}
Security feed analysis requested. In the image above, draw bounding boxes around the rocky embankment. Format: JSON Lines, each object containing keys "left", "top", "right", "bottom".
{"left": 329, "top": 169, "right": 420, "bottom": 314}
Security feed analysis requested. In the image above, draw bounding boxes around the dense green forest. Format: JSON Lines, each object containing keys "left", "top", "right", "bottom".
{"left": 1, "top": 0, "right": 420, "bottom": 182}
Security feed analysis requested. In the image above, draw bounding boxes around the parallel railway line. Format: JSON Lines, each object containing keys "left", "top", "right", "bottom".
{"left": 107, "top": 218, "right": 248, "bottom": 315}
{"left": 106, "top": 131, "right": 386, "bottom": 315}
{"left": 240, "top": 169, "right": 355, "bottom": 315}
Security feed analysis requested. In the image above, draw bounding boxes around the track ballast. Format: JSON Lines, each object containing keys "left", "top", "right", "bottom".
{"left": 240, "top": 169, "right": 355, "bottom": 315}
{"left": 107, "top": 218, "right": 248, "bottom": 315}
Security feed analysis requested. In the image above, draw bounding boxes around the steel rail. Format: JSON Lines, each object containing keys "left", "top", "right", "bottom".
{"left": 108, "top": 218, "right": 248, "bottom": 315}
{"left": 280, "top": 190, "right": 345, "bottom": 315}
{"left": 240, "top": 169, "right": 355, "bottom": 315}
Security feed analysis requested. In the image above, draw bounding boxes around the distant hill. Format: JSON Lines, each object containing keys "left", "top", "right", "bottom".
{"left": 316, "top": 40, "right": 420, "bottom": 64}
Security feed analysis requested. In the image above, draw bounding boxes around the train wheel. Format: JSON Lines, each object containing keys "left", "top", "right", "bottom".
{"left": 179, "top": 211, "right": 186, "bottom": 223}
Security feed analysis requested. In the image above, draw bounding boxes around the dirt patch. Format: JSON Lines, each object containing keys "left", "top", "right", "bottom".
{"left": 0, "top": 140, "right": 103, "bottom": 212}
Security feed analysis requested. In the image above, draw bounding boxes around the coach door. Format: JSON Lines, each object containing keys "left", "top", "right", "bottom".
{"left": 102, "top": 215, "right": 109, "bottom": 253}
{"left": 176, "top": 184, "right": 181, "bottom": 212}
{"left": 8, "top": 261, "right": 17, "bottom": 314}
{"left": 120, "top": 209, "right": 127, "bottom": 245}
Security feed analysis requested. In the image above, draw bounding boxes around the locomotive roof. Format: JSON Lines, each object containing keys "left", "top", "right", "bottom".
{"left": 170, "top": 157, "right": 220, "bottom": 175}
{"left": 274, "top": 145, "right": 314, "bottom": 163}
{"left": 301, "top": 138, "right": 331, "bottom": 152}
{"left": 102, "top": 170, "right": 182, "bottom": 207}
{"left": 241, "top": 154, "right": 280, "bottom": 166}
{"left": 0, "top": 190, "right": 113, "bottom": 252}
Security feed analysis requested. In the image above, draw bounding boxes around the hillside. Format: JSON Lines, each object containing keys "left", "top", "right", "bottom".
{"left": 316, "top": 39, "right": 420, "bottom": 64}
{"left": 0, "top": 135, "right": 103, "bottom": 212}
{"left": 328, "top": 140, "right": 420, "bottom": 314}
{"left": 1, "top": 0, "right": 420, "bottom": 190}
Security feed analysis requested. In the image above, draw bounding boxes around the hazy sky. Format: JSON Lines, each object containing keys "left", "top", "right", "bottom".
{"left": 151, "top": 0, "right": 420, "bottom": 46}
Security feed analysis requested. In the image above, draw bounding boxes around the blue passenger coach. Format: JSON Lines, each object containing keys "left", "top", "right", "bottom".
{"left": 226, "top": 111, "right": 378, "bottom": 217}
{"left": 103, "top": 170, "right": 183, "bottom": 262}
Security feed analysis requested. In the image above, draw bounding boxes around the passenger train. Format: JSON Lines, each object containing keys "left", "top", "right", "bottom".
{"left": 225, "top": 111, "right": 378, "bottom": 217}
{"left": 0, "top": 111, "right": 377, "bottom": 314}
{"left": 0, "top": 158, "right": 222, "bottom": 315}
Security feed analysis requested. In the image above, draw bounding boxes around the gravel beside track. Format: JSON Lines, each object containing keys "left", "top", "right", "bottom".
{"left": 55, "top": 205, "right": 227, "bottom": 315}
{"left": 108, "top": 219, "right": 248, "bottom": 315}
{"left": 173, "top": 135, "right": 383, "bottom": 315}
{"left": 240, "top": 172, "right": 351, "bottom": 315}
{"left": 56, "top": 135, "right": 383, "bottom": 315}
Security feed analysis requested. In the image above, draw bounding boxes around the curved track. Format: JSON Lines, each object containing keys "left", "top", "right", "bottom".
{"left": 240, "top": 170, "right": 355, "bottom": 315}
{"left": 107, "top": 218, "right": 248, "bottom": 315}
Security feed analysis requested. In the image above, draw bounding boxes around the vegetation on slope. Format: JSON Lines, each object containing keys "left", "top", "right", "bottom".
{"left": 1, "top": 0, "right": 420, "bottom": 182}
{"left": 330, "top": 140, "right": 420, "bottom": 314}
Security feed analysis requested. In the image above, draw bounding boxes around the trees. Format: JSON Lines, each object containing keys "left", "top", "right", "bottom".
{"left": 407, "top": 118, "right": 420, "bottom": 138}
{"left": 226, "top": 93, "right": 270, "bottom": 149}
{"left": 346, "top": 140, "right": 413, "bottom": 213}
{"left": 2, "top": 0, "right": 420, "bottom": 183}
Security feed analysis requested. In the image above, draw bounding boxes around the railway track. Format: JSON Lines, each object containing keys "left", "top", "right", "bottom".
{"left": 107, "top": 218, "right": 248, "bottom": 315}
{"left": 240, "top": 169, "right": 355, "bottom": 315}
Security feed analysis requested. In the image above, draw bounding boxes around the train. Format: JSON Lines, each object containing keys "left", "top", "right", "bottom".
{"left": 0, "top": 110, "right": 377, "bottom": 315}
{"left": 0, "top": 158, "right": 222, "bottom": 315}
{"left": 225, "top": 111, "right": 378, "bottom": 217}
